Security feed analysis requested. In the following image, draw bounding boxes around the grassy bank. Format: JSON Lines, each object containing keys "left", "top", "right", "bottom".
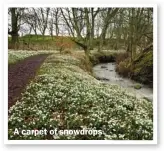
{"left": 8, "top": 35, "right": 78, "bottom": 51}
{"left": 8, "top": 50, "right": 153, "bottom": 140}
{"left": 8, "top": 35, "right": 125, "bottom": 51}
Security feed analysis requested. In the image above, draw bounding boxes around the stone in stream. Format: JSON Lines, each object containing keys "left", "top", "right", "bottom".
{"left": 101, "top": 77, "right": 110, "bottom": 81}
{"left": 116, "top": 78, "right": 123, "bottom": 81}
{"left": 134, "top": 84, "right": 142, "bottom": 89}
{"left": 101, "top": 65, "right": 107, "bottom": 68}
{"left": 95, "top": 77, "right": 110, "bottom": 81}
{"left": 143, "top": 96, "right": 152, "bottom": 102}
{"left": 93, "top": 62, "right": 153, "bottom": 102}
{"left": 119, "top": 79, "right": 124, "bottom": 81}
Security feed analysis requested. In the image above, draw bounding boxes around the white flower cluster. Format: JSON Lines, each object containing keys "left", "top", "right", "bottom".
{"left": 8, "top": 50, "right": 54, "bottom": 64}
{"left": 8, "top": 53, "right": 153, "bottom": 140}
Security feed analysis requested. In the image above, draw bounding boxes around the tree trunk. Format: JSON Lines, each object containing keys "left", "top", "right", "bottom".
{"left": 84, "top": 47, "right": 90, "bottom": 57}
{"left": 98, "top": 36, "right": 103, "bottom": 51}
{"left": 11, "top": 8, "right": 18, "bottom": 45}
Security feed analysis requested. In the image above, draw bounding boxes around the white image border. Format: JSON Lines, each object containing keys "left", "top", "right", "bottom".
{"left": 4, "top": 3, "right": 157, "bottom": 145}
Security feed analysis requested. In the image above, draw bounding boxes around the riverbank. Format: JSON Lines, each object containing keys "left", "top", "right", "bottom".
{"left": 93, "top": 63, "right": 153, "bottom": 101}
{"left": 89, "top": 49, "right": 153, "bottom": 88}
{"left": 116, "top": 50, "right": 153, "bottom": 87}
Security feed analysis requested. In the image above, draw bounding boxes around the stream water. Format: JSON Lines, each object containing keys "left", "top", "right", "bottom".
{"left": 93, "top": 63, "right": 153, "bottom": 101}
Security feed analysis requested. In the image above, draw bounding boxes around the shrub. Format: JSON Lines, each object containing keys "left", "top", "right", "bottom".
{"left": 89, "top": 50, "right": 119, "bottom": 65}
{"left": 55, "top": 37, "right": 75, "bottom": 53}
{"left": 115, "top": 52, "right": 129, "bottom": 65}
{"left": 61, "top": 49, "right": 73, "bottom": 55}
{"left": 116, "top": 59, "right": 131, "bottom": 77}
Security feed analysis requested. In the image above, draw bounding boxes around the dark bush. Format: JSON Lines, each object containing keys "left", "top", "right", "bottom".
{"left": 89, "top": 51, "right": 118, "bottom": 65}
{"left": 115, "top": 52, "right": 129, "bottom": 64}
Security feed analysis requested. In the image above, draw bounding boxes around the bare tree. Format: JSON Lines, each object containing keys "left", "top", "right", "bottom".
{"left": 106, "top": 8, "right": 153, "bottom": 57}
{"left": 48, "top": 8, "right": 60, "bottom": 39}
{"left": 23, "top": 8, "right": 39, "bottom": 37}
{"left": 8, "top": 7, "right": 152, "bottom": 54}
{"left": 8, "top": 8, "right": 25, "bottom": 45}
{"left": 98, "top": 8, "right": 119, "bottom": 51}
{"left": 60, "top": 7, "right": 119, "bottom": 55}
{"left": 34, "top": 8, "right": 50, "bottom": 39}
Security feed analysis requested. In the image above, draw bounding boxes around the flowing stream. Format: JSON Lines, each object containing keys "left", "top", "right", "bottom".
{"left": 93, "top": 63, "right": 153, "bottom": 101}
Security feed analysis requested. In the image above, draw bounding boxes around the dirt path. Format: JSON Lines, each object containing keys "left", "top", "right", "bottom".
{"left": 8, "top": 54, "right": 49, "bottom": 109}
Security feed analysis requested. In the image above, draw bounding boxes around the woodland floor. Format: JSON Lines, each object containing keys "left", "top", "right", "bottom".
{"left": 8, "top": 54, "right": 49, "bottom": 109}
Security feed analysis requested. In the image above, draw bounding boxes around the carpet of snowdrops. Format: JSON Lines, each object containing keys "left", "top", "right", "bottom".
{"left": 8, "top": 51, "right": 153, "bottom": 140}
{"left": 8, "top": 50, "right": 56, "bottom": 64}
